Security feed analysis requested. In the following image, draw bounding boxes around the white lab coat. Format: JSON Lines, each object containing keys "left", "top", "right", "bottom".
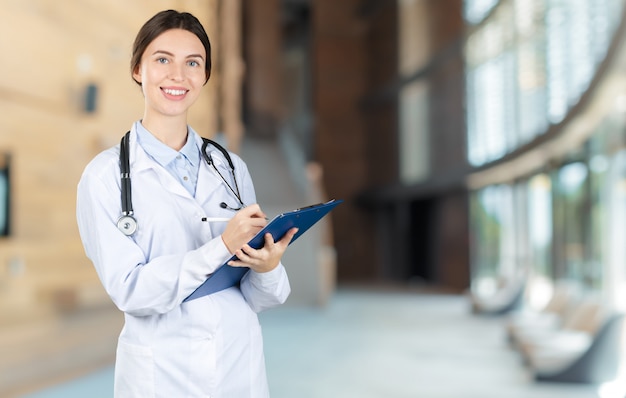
{"left": 76, "top": 125, "right": 290, "bottom": 398}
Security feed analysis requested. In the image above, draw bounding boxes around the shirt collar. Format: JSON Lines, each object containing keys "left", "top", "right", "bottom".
{"left": 134, "top": 120, "right": 200, "bottom": 168}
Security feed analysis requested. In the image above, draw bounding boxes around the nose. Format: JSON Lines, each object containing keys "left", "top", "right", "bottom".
{"left": 168, "top": 62, "right": 185, "bottom": 81}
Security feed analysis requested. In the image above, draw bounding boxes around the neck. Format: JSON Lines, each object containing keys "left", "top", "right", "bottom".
{"left": 141, "top": 114, "right": 188, "bottom": 151}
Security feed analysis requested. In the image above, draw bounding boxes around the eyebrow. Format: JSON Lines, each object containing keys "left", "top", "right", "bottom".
{"left": 152, "top": 50, "right": 205, "bottom": 61}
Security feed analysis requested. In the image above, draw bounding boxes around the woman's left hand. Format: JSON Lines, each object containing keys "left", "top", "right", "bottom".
{"left": 227, "top": 227, "right": 299, "bottom": 273}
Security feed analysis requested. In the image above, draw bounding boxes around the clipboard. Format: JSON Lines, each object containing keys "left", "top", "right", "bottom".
{"left": 184, "top": 199, "right": 343, "bottom": 301}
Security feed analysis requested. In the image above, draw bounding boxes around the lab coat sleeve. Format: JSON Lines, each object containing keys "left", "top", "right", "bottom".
{"left": 240, "top": 265, "right": 291, "bottom": 313}
{"left": 76, "top": 159, "right": 230, "bottom": 316}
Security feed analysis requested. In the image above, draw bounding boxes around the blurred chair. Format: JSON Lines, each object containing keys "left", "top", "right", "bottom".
{"left": 469, "top": 269, "right": 526, "bottom": 316}
{"left": 506, "top": 280, "right": 583, "bottom": 345}
{"left": 515, "top": 294, "right": 605, "bottom": 359}
{"left": 532, "top": 312, "right": 625, "bottom": 384}
{"left": 508, "top": 293, "right": 624, "bottom": 383}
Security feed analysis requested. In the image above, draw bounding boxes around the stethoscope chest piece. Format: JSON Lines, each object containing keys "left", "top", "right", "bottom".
{"left": 117, "top": 215, "right": 137, "bottom": 236}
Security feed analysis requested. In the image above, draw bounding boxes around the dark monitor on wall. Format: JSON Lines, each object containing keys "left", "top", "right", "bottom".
{"left": 0, "top": 153, "right": 10, "bottom": 237}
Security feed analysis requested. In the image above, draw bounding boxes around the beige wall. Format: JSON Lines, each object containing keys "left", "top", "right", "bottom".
{"left": 0, "top": 1, "right": 223, "bottom": 321}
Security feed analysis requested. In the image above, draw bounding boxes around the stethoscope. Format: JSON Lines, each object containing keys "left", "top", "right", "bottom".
{"left": 117, "top": 131, "right": 243, "bottom": 236}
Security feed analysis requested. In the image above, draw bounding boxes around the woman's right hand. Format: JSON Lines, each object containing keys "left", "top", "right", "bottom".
{"left": 220, "top": 204, "right": 268, "bottom": 254}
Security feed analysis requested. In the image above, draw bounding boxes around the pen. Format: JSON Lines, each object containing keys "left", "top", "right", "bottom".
{"left": 201, "top": 217, "right": 231, "bottom": 222}
{"left": 201, "top": 216, "right": 269, "bottom": 222}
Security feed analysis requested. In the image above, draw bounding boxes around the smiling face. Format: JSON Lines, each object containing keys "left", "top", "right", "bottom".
{"left": 132, "top": 28, "right": 207, "bottom": 122}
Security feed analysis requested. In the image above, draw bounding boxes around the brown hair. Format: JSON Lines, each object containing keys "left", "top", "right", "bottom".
{"left": 131, "top": 10, "right": 211, "bottom": 85}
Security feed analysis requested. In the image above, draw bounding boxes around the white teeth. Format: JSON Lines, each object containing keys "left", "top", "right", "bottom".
{"left": 163, "top": 88, "right": 186, "bottom": 95}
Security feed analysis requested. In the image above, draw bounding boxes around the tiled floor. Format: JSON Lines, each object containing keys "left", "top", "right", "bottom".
{"left": 21, "top": 289, "right": 617, "bottom": 398}
{"left": 261, "top": 289, "right": 607, "bottom": 398}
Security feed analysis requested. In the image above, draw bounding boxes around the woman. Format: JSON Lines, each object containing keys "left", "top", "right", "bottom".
{"left": 76, "top": 9, "right": 296, "bottom": 397}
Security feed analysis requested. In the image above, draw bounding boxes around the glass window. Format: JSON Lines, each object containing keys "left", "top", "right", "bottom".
{"left": 526, "top": 173, "right": 554, "bottom": 307}
{"left": 515, "top": 0, "right": 548, "bottom": 142}
{"left": 465, "top": 2, "right": 517, "bottom": 165}
{"left": 596, "top": 108, "right": 626, "bottom": 309}
{"left": 606, "top": 149, "right": 626, "bottom": 309}
{"left": 464, "top": 0, "right": 500, "bottom": 25}
{"left": 470, "top": 184, "right": 517, "bottom": 295}
{"left": 397, "top": 0, "right": 432, "bottom": 183}
{"left": 544, "top": 0, "right": 569, "bottom": 123}
{"left": 465, "top": 0, "right": 624, "bottom": 166}
{"left": 399, "top": 81, "right": 430, "bottom": 184}
{"left": 527, "top": 173, "right": 553, "bottom": 278}
{"left": 552, "top": 162, "right": 589, "bottom": 284}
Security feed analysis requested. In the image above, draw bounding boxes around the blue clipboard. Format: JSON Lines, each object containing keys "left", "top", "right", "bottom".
{"left": 184, "top": 199, "right": 343, "bottom": 301}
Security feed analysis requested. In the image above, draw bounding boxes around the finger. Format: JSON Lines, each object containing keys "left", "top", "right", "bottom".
{"left": 237, "top": 246, "right": 253, "bottom": 260}
{"left": 229, "top": 250, "right": 251, "bottom": 267}
{"left": 228, "top": 259, "right": 249, "bottom": 268}
{"left": 238, "top": 203, "right": 266, "bottom": 220}
{"left": 264, "top": 233, "right": 275, "bottom": 248}
{"left": 239, "top": 245, "right": 266, "bottom": 262}
{"left": 278, "top": 228, "right": 299, "bottom": 246}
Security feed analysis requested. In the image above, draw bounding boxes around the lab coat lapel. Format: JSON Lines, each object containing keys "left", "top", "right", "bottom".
{"left": 127, "top": 127, "right": 224, "bottom": 204}
{"left": 128, "top": 129, "right": 192, "bottom": 200}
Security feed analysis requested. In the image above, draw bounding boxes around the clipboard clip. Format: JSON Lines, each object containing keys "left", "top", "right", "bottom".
{"left": 295, "top": 199, "right": 338, "bottom": 212}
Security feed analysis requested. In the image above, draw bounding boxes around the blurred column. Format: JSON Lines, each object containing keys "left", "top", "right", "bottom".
{"left": 312, "top": 0, "right": 372, "bottom": 281}
{"left": 220, "top": 0, "right": 245, "bottom": 153}
{"left": 244, "top": 0, "right": 283, "bottom": 139}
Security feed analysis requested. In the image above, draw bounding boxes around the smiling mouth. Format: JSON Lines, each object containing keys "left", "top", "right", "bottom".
{"left": 162, "top": 88, "right": 188, "bottom": 96}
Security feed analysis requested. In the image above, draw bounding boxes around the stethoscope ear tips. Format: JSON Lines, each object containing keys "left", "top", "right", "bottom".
{"left": 117, "top": 215, "right": 138, "bottom": 236}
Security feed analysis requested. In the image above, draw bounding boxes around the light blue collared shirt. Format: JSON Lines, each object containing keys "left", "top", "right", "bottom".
{"left": 134, "top": 121, "right": 200, "bottom": 197}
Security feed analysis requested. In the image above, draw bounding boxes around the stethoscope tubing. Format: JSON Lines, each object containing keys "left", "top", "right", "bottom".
{"left": 117, "top": 132, "right": 241, "bottom": 236}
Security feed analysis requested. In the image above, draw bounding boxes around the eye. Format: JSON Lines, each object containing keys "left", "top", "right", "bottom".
{"left": 188, "top": 60, "right": 200, "bottom": 67}
{"left": 157, "top": 57, "right": 168, "bottom": 64}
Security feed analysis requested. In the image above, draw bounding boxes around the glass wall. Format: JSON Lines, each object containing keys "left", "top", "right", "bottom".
{"left": 464, "top": 0, "right": 624, "bottom": 166}
{"left": 398, "top": 0, "right": 431, "bottom": 184}
{"left": 552, "top": 161, "right": 590, "bottom": 284}
{"left": 526, "top": 173, "right": 553, "bottom": 307}
{"left": 468, "top": 108, "right": 626, "bottom": 308}
{"left": 464, "top": 0, "right": 626, "bottom": 306}
{"left": 470, "top": 184, "right": 517, "bottom": 296}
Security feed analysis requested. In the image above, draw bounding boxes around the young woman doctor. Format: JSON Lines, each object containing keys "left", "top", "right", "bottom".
{"left": 76, "top": 10, "right": 296, "bottom": 398}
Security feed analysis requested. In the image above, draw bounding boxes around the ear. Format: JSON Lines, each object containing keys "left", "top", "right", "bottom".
{"left": 132, "top": 66, "right": 142, "bottom": 84}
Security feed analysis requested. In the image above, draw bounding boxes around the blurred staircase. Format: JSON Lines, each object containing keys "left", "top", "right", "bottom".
{"left": 240, "top": 133, "right": 336, "bottom": 307}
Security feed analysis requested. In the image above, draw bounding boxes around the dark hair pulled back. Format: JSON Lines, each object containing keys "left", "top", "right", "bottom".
{"left": 131, "top": 10, "right": 211, "bottom": 85}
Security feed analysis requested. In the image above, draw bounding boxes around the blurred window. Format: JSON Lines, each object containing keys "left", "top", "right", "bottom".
{"left": 463, "top": 0, "right": 500, "bottom": 25}
{"left": 470, "top": 184, "right": 517, "bottom": 294}
{"left": 527, "top": 173, "right": 553, "bottom": 280}
{"left": 464, "top": 0, "right": 624, "bottom": 166}
{"left": 606, "top": 149, "right": 626, "bottom": 308}
{"left": 552, "top": 162, "right": 589, "bottom": 284}
{"left": 398, "top": 0, "right": 431, "bottom": 184}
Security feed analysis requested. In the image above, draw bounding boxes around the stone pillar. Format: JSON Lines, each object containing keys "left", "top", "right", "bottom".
{"left": 220, "top": 0, "right": 245, "bottom": 153}
{"left": 244, "top": 0, "right": 283, "bottom": 139}
{"left": 312, "top": 0, "right": 374, "bottom": 281}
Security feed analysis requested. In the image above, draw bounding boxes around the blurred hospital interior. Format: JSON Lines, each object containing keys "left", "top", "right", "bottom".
{"left": 1, "top": 0, "right": 626, "bottom": 397}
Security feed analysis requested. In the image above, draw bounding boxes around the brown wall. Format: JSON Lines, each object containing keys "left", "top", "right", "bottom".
{"left": 425, "top": 0, "right": 470, "bottom": 291}
{"left": 311, "top": 0, "right": 379, "bottom": 282}
{"left": 310, "top": 0, "right": 470, "bottom": 289}
{"left": 0, "top": 1, "right": 220, "bottom": 321}
{"left": 426, "top": 0, "right": 468, "bottom": 176}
